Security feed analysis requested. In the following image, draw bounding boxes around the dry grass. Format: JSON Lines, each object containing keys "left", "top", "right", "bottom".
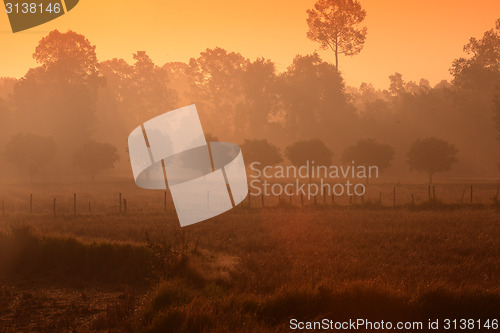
{"left": 0, "top": 182, "right": 499, "bottom": 331}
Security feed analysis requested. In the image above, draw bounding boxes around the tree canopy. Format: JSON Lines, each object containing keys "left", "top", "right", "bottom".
{"left": 241, "top": 139, "right": 283, "bottom": 168}
{"left": 306, "top": 0, "right": 367, "bottom": 69}
{"left": 285, "top": 139, "right": 333, "bottom": 167}
{"left": 341, "top": 139, "right": 394, "bottom": 173}
{"left": 407, "top": 137, "right": 458, "bottom": 184}
{"left": 451, "top": 19, "right": 500, "bottom": 91}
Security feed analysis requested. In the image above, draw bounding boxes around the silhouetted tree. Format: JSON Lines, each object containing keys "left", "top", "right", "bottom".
{"left": 98, "top": 58, "right": 134, "bottom": 113}
{"left": 241, "top": 139, "right": 283, "bottom": 177}
{"left": 187, "top": 47, "right": 248, "bottom": 137}
{"left": 451, "top": 18, "right": 500, "bottom": 91}
{"left": 13, "top": 30, "right": 101, "bottom": 151}
{"left": 407, "top": 137, "right": 458, "bottom": 184}
{"left": 237, "top": 58, "right": 279, "bottom": 139}
{"left": 72, "top": 141, "right": 120, "bottom": 181}
{"left": 285, "top": 139, "right": 333, "bottom": 180}
{"left": 341, "top": 138, "right": 394, "bottom": 175}
{"left": 126, "top": 51, "right": 178, "bottom": 123}
{"left": 279, "top": 53, "right": 351, "bottom": 141}
{"left": 306, "top": 0, "right": 367, "bottom": 69}
{"left": 3, "top": 133, "right": 57, "bottom": 183}
{"left": 163, "top": 62, "right": 191, "bottom": 106}
{"left": 388, "top": 72, "right": 405, "bottom": 97}
{"left": 447, "top": 20, "right": 500, "bottom": 174}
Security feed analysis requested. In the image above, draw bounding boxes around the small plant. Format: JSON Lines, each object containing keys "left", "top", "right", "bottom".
{"left": 145, "top": 229, "right": 199, "bottom": 278}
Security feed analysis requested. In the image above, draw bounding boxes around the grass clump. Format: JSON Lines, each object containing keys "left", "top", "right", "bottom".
{"left": 0, "top": 223, "right": 155, "bottom": 284}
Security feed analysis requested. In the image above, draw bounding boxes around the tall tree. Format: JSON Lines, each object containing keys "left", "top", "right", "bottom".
{"left": 98, "top": 58, "right": 134, "bottom": 112}
{"left": 278, "top": 53, "right": 352, "bottom": 142}
{"left": 237, "top": 58, "right": 279, "bottom": 139}
{"left": 449, "top": 19, "right": 500, "bottom": 174}
{"left": 407, "top": 137, "right": 458, "bottom": 184}
{"left": 388, "top": 72, "right": 405, "bottom": 97}
{"left": 163, "top": 62, "right": 191, "bottom": 107}
{"left": 187, "top": 47, "right": 248, "bottom": 138}
{"left": 451, "top": 19, "right": 500, "bottom": 91}
{"left": 306, "top": 0, "right": 367, "bottom": 70}
{"left": 95, "top": 58, "right": 135, "bottom": 153}
{"left": 126, "top": 51, "right": 178, "bottom": 124}
{"left": 13, "top": 30, "right": 100, "bottom": 151}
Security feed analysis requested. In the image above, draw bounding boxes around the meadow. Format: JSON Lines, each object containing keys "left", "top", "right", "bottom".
{"left": 0, "top": 182, "right": 499, "bottom": 332}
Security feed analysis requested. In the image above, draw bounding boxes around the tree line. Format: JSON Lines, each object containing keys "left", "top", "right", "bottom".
{"left": 0, "top": 0, "right": 499, "bottom": 183}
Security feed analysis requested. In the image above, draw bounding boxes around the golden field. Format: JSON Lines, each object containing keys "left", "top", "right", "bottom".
{"left": 0, "top": 182, "right": 499, "bottom": 332}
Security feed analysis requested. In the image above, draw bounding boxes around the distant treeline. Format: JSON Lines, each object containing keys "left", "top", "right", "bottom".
{"left": 0, "top": 20, "right": 500, "bottom": 183}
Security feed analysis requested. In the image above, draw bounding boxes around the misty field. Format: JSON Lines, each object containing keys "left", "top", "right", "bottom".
{"left": 0, "top": 183, "right": 499, "bottom": 332}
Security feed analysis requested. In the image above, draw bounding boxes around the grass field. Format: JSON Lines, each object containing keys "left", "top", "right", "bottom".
{"left": 0, "top": 182, "right": 499, "bottom": 332}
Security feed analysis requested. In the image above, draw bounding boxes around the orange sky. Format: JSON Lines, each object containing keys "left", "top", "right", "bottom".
{"left": 0, "top": 0, "right": 499, "bottom": 89}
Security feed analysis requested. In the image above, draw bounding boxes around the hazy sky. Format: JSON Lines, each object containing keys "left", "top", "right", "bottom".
{"left": 0, "top": 0, "right": 499, "bottom": 89}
